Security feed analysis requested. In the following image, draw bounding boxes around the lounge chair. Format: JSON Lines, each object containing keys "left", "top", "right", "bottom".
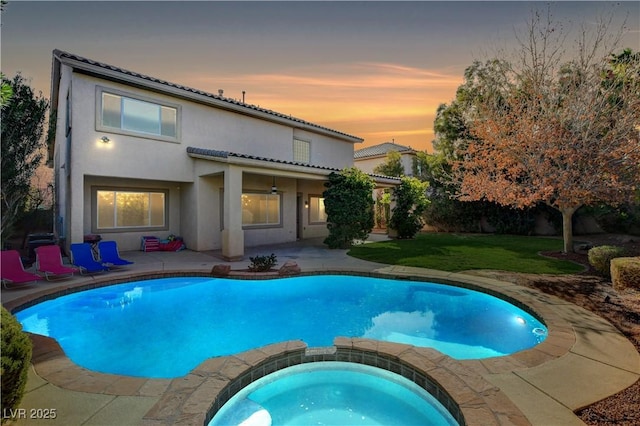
{"left": 98, "top": 240, "right": 134, "bottom": 266}
{"left": 1, "top": 250, "right": 43, "bottom": 287}
{"left": 70, "top": 243, "right": 109, "bottom": 274}
{"left": 35, "top": 245, "right": 79, "bottom": 280}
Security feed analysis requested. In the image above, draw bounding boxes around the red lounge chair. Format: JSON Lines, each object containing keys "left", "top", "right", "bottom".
{"left": 1, "top": 250, "right": 42, "bottom": 288}
{"left": 35, "top": 245, "right": 78, "bottom": 280}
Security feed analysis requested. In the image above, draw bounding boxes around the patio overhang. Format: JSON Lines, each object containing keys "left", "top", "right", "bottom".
{"left": 186, "top": 146, "right": 402, "bottom": 185}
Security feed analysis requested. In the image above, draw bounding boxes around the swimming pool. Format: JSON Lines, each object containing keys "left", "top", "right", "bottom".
{"left": 209, "top": 361, "right": 459, "bottom": 425}
{"left": 16, "top": 275, "right": 547, "bottom": 378}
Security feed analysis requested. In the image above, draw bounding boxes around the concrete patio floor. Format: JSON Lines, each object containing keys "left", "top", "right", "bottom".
{"left": 2, "top": 236, "right": 639, "bottom": 425}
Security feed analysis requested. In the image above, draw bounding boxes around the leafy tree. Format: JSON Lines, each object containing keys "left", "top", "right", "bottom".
{"left": 453, "top": 10, "right": 639, "bottom": 252}
{"left": 373, "top": 150, "right": 405, "bottom": 177}
{"left": 323, "top": 167, "right": 375, "bottom": 249}
{"left": 0, "top": 73, "right": 12, "bottom": 108}
{"left": 1, "top": 74, "right": 49, "bottom": 243}
{"left": 389, "top": 177, "right": 430, "bottom": 238}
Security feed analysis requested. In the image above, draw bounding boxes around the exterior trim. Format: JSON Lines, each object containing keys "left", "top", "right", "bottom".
{"left": 52, "top": 50, "right": 363, "bottom": 144}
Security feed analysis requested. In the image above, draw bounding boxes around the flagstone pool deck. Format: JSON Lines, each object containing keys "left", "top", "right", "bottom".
{"left": 2, "top": 237, "right": 639, "bottom": 425}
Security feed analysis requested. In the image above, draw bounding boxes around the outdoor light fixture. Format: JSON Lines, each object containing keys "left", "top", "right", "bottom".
{"left": 101, "top": 136, "right": 110, "bottom": 143}
{"left": 271, "top": 177, "right": 277, "bottom": 194}
{"left": 304, "top": 200, "right": 309, "bottom": 209}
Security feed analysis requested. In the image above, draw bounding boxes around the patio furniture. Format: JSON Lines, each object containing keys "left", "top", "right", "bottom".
{"left": 35, "top": 245, "right": 78, "bottom": 280}
{"left": 70, "top": 243, "right": 109, "bottom": 274}
{"left": 1, "top": 250, "right": 43, "bottom": 287}
{"left": 98, "top": 241, "right": 134, "bottom": 266}
{"left": 83, "top": 234, "right": 102, "bottom": 257}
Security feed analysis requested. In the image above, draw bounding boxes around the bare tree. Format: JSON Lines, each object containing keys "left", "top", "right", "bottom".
{"left": 453, "top": 7, "right": 640, "bottom": 252}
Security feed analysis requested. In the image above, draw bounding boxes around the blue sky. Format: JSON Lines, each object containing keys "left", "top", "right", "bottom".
{"left": 2, "top": 1, "right": 638, "bottom": 151}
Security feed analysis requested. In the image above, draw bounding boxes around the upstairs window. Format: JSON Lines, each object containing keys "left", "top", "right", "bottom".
{"left": 293, "top": 139, "right": 310, "bottom": 163}
{"left": 98, "top": 89, "right": 178, "bottom": 141}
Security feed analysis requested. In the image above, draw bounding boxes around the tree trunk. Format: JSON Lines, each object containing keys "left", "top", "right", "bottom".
{"left": 560, "top": 206, "right": 578, "bottom": 253}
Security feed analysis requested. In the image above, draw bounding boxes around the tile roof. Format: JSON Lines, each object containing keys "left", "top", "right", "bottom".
{"left": 354, "top": 142, "right": 415, "bottom": 159}
{"left": 186, "top": 146, "right": 340, "bottom": 172}
{"left": 52, "top": 49, "right": 363, "bottom": 143}
{"left": 186, "top": 147, "right": 401, "bottom": 182}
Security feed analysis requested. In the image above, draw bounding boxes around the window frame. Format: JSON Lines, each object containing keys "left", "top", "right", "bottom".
{"left": 95, "top": 86, "right": 181, "bottom": 143}
{"left": 241, "top": 191, "right": 283, "bottom": 229}
{"left": 308, "top": 194, "right": 328, "bottom": 224}
{"left": 92, "top": 187, "right": 169, "bottom": 233}
{"left": 293, "top": 138, "right": 311, "bottom": 164}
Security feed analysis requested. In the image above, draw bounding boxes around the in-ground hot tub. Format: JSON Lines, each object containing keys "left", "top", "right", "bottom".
{"left": 209, "top": 361, "right": 459, "bottom": 426}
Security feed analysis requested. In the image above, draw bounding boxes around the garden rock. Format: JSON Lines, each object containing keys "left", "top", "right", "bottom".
{"left": 278, "top": 260, "right": 301, "bottom": 276}
{"left": 211, "top": 264, "right": 231, "bottom": 277}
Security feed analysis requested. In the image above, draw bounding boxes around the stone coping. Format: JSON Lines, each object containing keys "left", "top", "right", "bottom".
{"left": 143, "top": 339, "right": 529, "bottom": 426}
{"left": 6, "top": 270, "right": 581, "bottom": 426}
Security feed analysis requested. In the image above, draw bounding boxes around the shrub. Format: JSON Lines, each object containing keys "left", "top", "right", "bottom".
{"left": 1, "top": 306, "right": 33, "bottom": 419}
{"left": 611, "top": 257, "right": 640, "bottom": 291}
{"left": 248, "top": 253, "right": 277, "bottom": 272}
{"left": 323, "top": 168, "right": 375, "bottom": 249}
{"left": 588, "top": 245, "right": 626, "bottom": 278}
{"left": 389, "top": 177, "right": 430, "bottom": 239}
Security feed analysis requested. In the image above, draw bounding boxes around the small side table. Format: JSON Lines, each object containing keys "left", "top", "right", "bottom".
{"left": 83, "top": 234, "right": 102, "bottom": 258}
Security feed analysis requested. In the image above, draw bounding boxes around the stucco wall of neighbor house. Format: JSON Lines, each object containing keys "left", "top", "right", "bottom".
{"left": 354, "top": 152, "right": 415, "bottom": 177}
{"left": 354, "top": 157, "right": 382, "bottom": 175}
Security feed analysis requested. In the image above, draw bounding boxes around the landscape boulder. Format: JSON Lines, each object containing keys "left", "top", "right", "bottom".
{"left": 278, "top": 260, "right": 301, "bottom": 276}
{"left": 211, "top": 264, "right": 231, "bottom": 277}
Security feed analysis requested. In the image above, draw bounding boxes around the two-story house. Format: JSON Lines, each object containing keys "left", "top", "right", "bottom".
{"left": 354, "top": 141, "right": 417, "bottom": 177}
{"left": 50, "top": 50, "right": 397, "bottom": 260}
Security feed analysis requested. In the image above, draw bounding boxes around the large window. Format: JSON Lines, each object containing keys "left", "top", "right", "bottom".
{"left": 96, "top": 190, "right": 166, "bottom": 230}
{"left": 242, "top": 193, "right": 281, "bottom": 227}
{"left": 98, "top": 89, "right": 178, "bottom": 140}
{"left": 309, "top": 196, "right": 327, "bottom": 223}
{"left": 293, "top": 139, "right": 310, "bottom": 164}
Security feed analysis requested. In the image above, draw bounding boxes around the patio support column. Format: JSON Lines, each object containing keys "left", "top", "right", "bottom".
{"left": 222, "top": 165, "right": 244, "bottom": 260}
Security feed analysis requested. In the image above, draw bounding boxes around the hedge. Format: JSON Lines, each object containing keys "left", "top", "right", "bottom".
{"left": 1, "top": 306, "right": 32, "bottom": 421}
{"left": 611, "top": 257, "right": 640, "bottom": 291}
{"left": 588, "top": 245, "right": 626, "bottom": 278}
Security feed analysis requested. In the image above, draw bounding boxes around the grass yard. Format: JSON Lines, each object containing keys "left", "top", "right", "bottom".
{"left": 348, "top": 233, "right": 585, "bottom": 274}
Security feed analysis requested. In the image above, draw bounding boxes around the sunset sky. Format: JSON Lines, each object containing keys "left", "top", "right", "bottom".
{"left": 2, "top": 1, "right": 638, "bottom": 152}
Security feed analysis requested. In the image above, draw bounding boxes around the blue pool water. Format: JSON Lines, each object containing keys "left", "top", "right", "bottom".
{"left": 16, "top": 275, "right": 547, "bottom": 378}
{"left": 209, "top": 362, "right": 459, "bottom": 426}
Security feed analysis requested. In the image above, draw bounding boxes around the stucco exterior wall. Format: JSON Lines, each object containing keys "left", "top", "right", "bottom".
{"left": 354, "top": 153, "right": 416, "bottom": 176}
{"left": 53, "top": 56, "right": 360, "bottom": 256}
{"left": 297, "top": 180, "right": 330, "bottom": 239}
{"left": 83, "top": 176, "right": 182, "bottom": 251}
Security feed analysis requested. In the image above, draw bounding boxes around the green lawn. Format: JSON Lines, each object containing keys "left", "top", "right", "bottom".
{"left": 348, "top": 233, "right": 585, "bottom": 274}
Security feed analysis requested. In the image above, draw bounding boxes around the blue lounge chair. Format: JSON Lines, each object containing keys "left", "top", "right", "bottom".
{"left": 98, "top": 241, "right": 134, "bottom": 266}
{"left": 70, "top": 243, "right": 109, "bottom": 274}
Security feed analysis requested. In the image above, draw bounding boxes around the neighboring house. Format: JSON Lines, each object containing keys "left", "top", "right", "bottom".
{"left": 354, "top": 141, "right": 417, "bottom": 177}
{"left": 50, "top": 50, "right": 398, "bottom": 260}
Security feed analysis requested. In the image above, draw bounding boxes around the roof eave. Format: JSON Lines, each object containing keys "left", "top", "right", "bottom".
{"left": 54, "top": 50, "right": 363, "bottom": 144}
